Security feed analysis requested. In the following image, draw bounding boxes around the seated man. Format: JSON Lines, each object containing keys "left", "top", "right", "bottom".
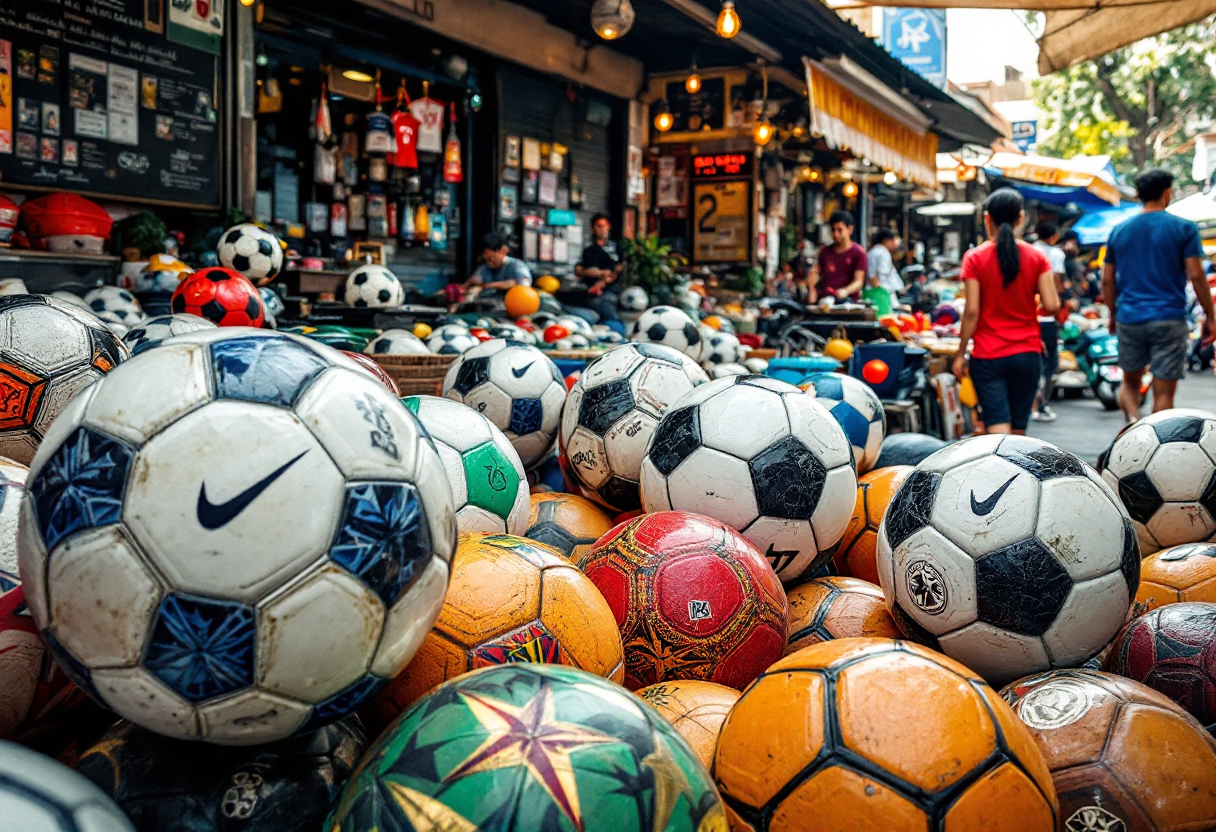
{"left": 463, "top": 233, "right": 532, "bottom": 296}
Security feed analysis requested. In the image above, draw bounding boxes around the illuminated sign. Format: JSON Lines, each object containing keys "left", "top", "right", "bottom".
{"left": 693, "top": 154, "right": 751, "bottom": 179}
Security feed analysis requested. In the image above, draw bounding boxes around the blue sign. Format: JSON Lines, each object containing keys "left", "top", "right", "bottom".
{"left": 1011, "top": 121, "right": 1038, "bottom": 152}
{"left": 881, "top": 8, "right": 947, "bottom": 89}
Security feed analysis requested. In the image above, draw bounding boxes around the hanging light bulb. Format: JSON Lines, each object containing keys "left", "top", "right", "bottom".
{"left": 883, "top": 171, "right": 898, "bottom": 186}
{"left": 591, "top": 0, "right": 635, "bottom": 40}
{"left": 716, "top": 0, "right": 741, "bottom": 38}
{"left": 798, "top": 165, "right": 813, "bottom": 182}
{"left": 842, "top": 181, "right": 859, "bottom": 198}
{"left": 686, "top": 61, "right": 702, "bottom": 95}
{"left": 752, "top": 120, "right": 774, "bottom": 146}
{"left": 807, "top": 168, "right": 822, "bottom": 182}
{"left": 654, "top": 101, "right": 674, "bottom": 133}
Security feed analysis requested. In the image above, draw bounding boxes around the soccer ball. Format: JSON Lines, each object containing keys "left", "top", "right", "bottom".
{"left": 487, "top": 323, "right": 535, "bottom": 345}
{"left": 714, "top": 639, "right": 1058, "bottom": 831}
{"left": 259, "top": 286, "right": 285, "bottom": 319}
{"left": 640, "top": 375, "right": 857, "bottom": 585}
{"left": 216, "top": 223, "right": 283, "bottom": 286}
{"left": 801, "top": 372, "right": 887, "bottom": 473}
{"left": 92, "top": 311, "right": 130, "bottom": 339}
{"left": 619, "top": 286, "right": 648, "bottom": 311}
{"left": 18, "top": 328, "right": 456, "bottom": 744}
{"left": 122, "top": 314, "right": 216, "bottom": 356}
{"left": 701, "top": 331, "right": 745, "bottom": 366}
{"left": 133, "top": 253, "right": 192, "bottom": 293}
{"left": 630, "top": 305, "right": 702, "bottom": 358}
{"left": 84, "top": 286, "right": 143, "bottom": 326}
{"left": 636, "top": 680, "right": 740, "bottom": 770}
{"left": 785, "top": 576, "right": 899, "bottom": 654}
{"left": 877, "top": 434, "right": 1139, "bottom": 687}
{"left": 833, "top": 465, "right": 914, "bottom": 584}
{"left": 0, "top": 739, "right": 135, "bottom": 831}
{"left": 442, "top": 339, "right": 566, "bottom": 470}
{"left": 344, "top": 264, "right": 404, "bottom": 308}
{"left": 0, "top": 294, "right": 129, "bottom": 465}
{"left": 403, "top": 396, "right": 529, "bottom": 535}
{"left": 743, "top": 357, "right": 768, "bottom": 374}
{"left": 339, "top": 351, "right": 400, "bottom": 396}
{"left": 1101, "top": 408, "right": 1216, "bottom": 554}
{"left": 171, "top": 267, "right": 266, "bottom": 328}
{"left": 49, "top": 291, "right": 90, "bottom": 310}
{"left": 523, "top": 492, "right": 614, "bottom": 560}
{"left": 555, "top": 315, "right": 592, "bottom": 336}
{"left": 709, "top": 363, "right": 748, "bottom": 379}
{"left": 1136, "top": 542, "right": 1216, "bottom": 612}
{"left": 426, "top": 325, "right": 479, "bottom": 355}
{"left": 561, "top": 342, "right": 709, "bottom": 511}
{"left": 364, "top": 329, "right": 430, "bottom": 356}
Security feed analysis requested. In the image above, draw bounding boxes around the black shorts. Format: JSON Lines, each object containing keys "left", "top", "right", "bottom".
{"left": 970, "top": 351, "right": 1043, "bottom": 430}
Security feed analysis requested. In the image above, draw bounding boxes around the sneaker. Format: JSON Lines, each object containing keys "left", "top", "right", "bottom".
{"left": 1032, "top": 408, "right": 1057, "bottom": 422}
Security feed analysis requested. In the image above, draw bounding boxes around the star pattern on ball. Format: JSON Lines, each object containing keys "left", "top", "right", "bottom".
{"left": 144, "top": 592, "right": 257, "bottom": 702}
{"left": 640, "top": 726, "right": 697, "bottom": 832}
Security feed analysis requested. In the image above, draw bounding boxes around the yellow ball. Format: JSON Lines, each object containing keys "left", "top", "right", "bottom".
{"left": 824, "top": 338, "right": 854, "bottom": 362}
{"left": 702, "top": 315, "right": 723, "bottom": 330}
{"left": 413, "top": 322, "right": 433, "bottom": 339}
{"left": 535, "top": 275, "right": 561, "bottom": 295}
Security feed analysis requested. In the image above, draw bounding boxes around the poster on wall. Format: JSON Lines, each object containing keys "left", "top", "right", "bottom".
{"left": 0, "top": 40, "right": 11, "bottom": 154}
{"left": 168, "top": 0, "right": 224, "bottom": 56}
{"left": 692, "top": 180, "right": 750, "bottom": 264}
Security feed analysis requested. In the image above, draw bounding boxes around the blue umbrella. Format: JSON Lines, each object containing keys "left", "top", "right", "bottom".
{"left": 1069, "top": 202, "right": 1142, "bottom": 246}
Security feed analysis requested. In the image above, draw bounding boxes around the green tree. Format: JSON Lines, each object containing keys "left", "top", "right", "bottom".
{"left": 1031, "top": 15, "right": 1216, "bottom": 178}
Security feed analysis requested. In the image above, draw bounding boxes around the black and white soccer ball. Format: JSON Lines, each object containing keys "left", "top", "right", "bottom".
{"left": 743, "top": 357, "right": 768, "bottom": 374}
{"left": 344, "top": 265, "right": 404, "bottom": 309}
{"left": 561, "top": 342, "right": 709, "bottom": 511}
{"left": 426, "top": 325, "right": 480, "bottom": 356}
{"left": 619, "top": 286, "right": 649, "bottom": 311}
{"left": 49, "top": 291, "right": 91, "bottom": 310}
{"left": 0, "top": 740, "right": 135, "bottom": 831}
{"left": 629, "top": 305, "right": 702, "bottom": 359}
{"left": 555, "top": 316, "right": 592, "bottom": 337}
{"left": 551, "top": 334, "right": 591, "bottom": 351}
{"left": 442, "top": 339, "right": 567, "bottom": 470}
{"left": 876, "top": 434, "right": 1138, "bottom": 687}
{"left": 701, "top": 331, "right": 746, "bottom": 366}
{"left": 122, "top": 314, "right": 217, "bottom": 356}
{"left": 640, "top": 375, "right": 856, "bottom": 583}
{"left": 592, "top": 326, "right": 624, "bottom": 346}
{"left": 216, "top": 223, "right": 283, "bottom": 286}
{"left": 487, "top": 323, "right": 536, "bottom": 345}
{"left": 365, "top": 329, "right": 431, "bottom": 356}
{"left": 84, "top": 286, "right": 143, "bottom": 327}
{"left": 93, "top": 311, "right": 130, "bottom": 339}
{"left": 1101, "top": 408, "right": 1216, "bottom": 554}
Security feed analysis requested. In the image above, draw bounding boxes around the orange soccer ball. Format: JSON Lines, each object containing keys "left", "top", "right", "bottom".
{"left": 785, "top": 576, "right": 900, "bottom": 654}
{"left": 504, "top": 285, "right": 541, "bottom": 317}
{"left": 524, "top": 492, "right": 614, "bottom": 561}
{"left": 713, "top": 638, "right": 1058, "bottom": 832}
{"left": 363, "top": 533, "right": 623, "bottom": 731}
{"left": 1136, "top": 542, "right": 1216, "bottom": 613}
{"left": 832, "top": 465, "right": 913, "bottom": 583}
{"left": 636, "top": 680, "right": 741, "bottom": 770}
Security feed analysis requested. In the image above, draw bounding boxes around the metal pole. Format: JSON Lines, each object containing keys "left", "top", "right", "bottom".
{"left": 859, "top": 180, "right": 869, "bottom": 248}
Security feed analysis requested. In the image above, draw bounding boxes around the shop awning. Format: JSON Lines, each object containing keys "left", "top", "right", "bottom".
{"left": 1170, "top": 191, "right": 1216, "bottom": 226}
{"left": 915, "top": 202, "right": 977, "bottom": 217}
{"left": 985, "top": 152, "right": 1123, "bottom": 207}
{"left": 1069, "top": 202, "right": 1142, "bottom": 246}
{"left": 805, "top": 58, "right": 939, "bottom": 189}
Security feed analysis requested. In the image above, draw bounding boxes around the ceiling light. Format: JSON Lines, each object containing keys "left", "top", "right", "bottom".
{"left": 686, "top": 69, "right": 702, "bottom": 95}
{"left": 843, "top": 181, "right": 859, "bottom": 198}
{"left": 716, "top": 1, "right": 741, "bottom": 38}
{"left": 591, "top": 0, "right": 635, "bottom": 40}
{"left": 883, "top": 171, "right": 898, "bottom": 186}
{"left": 341, "top": 69, "right": 373, "bottom": 83}
{"left": 654, "top": 101, "right": 674, "bottom": 133}
{"left": 752, "top": 120, "right": 774, "bottom": 146}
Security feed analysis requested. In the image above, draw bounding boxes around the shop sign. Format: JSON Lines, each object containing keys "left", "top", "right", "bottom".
{"left": 692, "top": 153, "right": 750, "bottom": 179}
{"left": 693, "top": 180, "right": 750, "bottom": 264}
{"left": 665, "top": 77, "right": 726, "bottom": 133}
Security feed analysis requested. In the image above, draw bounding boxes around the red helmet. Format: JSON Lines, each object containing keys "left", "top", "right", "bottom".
{"left": 20, "top": 193, "right": 112, "bottom": 240}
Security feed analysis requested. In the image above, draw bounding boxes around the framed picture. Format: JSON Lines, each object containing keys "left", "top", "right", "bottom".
{"left": 499, "top": 185, "right": 519, "bottom": 221}
{"left": 521, "top": 170, "right": 539, "bottom": 203}
{"left": 522, "top": 228, "right": 539, "bottom": 260}
{"left": 522, "top": 138, "right": 542, "bottom": 172}
{"left": 353, "top": 241, "right": 385, "bottom": 265}
{"left": 539, "top": 233, "right": 554, "bottom": 262}
{"left": 502, "top": 165, "right": 520, "bottom": 184}
{"left": 538, "top": 170, "right": 558, "bottom": 207}
{"left": 505, "top": 135, "right": 521, "bottom": 168}
{"left": 555, "top": 187, "right": 570, "bottom": 211}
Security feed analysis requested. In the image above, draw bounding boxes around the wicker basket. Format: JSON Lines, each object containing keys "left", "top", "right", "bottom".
{"left": 369, "top": 354, "right": 456, "bottom": 397}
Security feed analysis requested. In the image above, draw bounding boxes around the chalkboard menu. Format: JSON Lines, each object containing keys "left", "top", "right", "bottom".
{"left": 665, "top": 77, "right": 726, "bottom": 134}
{"left": 0, "top": 0, "right": 221, "bottom": 209}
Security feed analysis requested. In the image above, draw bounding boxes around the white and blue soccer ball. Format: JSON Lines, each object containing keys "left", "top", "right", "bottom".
{"left": 0, "top": 740, "right": 135, "bottom": 831}
{"left": 801, "top": 372, "right": 886, "bottom": 473}
{"left": 630, "top": 305, "right": 702, "bottom": 359}
{"left": 592, "top": 325, "right": 624, "bottom": 346}
{"left": 216, "top": 223, "right": 283, "bottom": 286}
{"left": 84, "top": 286, "right": 143, "bottom": 327}
{"left": 365, "top": 329, "right": 430, "bottom": 356}
{"left": 877, "top": 435, "right": 1138, "bottom": 687}
{"left": 426, "top": 325, "right": 480, "bottom": 356}
{"left": 344, "top": 264, "right": 404, "bottom": 309}
{"left": 640, "top": 374, "right": 856, "bottom": 584}
{"left": 442, "top": 339, "right": 567, "bottom": 471}
{"left": 122, "top": 314, "right": 217, "bottom": 356}
{"left": 17, "top": 328, "right": 455, "bottom": 744}
{"left": 260, "top": 287, "right": 286, "bottom": 319}
{"left": 619, "top": 286, "right": 649, "bottom": 312}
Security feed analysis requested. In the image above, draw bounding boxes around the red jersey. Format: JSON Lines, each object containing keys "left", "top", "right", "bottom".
{"left": 817, "top": 243, "right": 867, "bottom": 299}
{"left": 389, "top": 111, "right": 421, "bottom": 169}
{"left": 961, "top": 240, "right": 1051, "bottom": 360}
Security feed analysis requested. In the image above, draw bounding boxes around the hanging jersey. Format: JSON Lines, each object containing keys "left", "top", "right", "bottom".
{"left": 409, "top": 98, "right": 444, "bottom": 153}
{"left": 365, "top": 111, "right": 394, "bottom": 154}
{"left": 390, "top": 111, "right": 421, "bottom": 169}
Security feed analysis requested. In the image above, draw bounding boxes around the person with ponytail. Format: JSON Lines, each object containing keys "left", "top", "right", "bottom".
{"left": 953, "top": 188, "right": 1060, "bottom": 435}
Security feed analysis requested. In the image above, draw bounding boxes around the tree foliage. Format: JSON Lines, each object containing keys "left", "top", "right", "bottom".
{"left": 1031, "top": 15, "right": 1216, "bottom": 177}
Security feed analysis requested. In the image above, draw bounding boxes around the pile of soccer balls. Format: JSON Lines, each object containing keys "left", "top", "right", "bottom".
{"left": 6, "top": 288, "right": 1216, "bottom": 832}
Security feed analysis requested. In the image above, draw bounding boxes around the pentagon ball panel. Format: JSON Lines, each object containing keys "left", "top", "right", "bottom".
{"left": 833, "top": 465, "right": 913, "bottom": 584}
{"left": 785, "top": 576, "right": 900, "bottom": 654}
{"left": 426, "top": 324, "right": 480, "bottom": 356}
{"left": 216, "top": 223, "right": 284, "bottom": 286}
{"left": 630, "top": 305, "right": 703, "bottom": 359}
{"left": 171, "top": 268, "right": 266, "bottom": 329}
{"left": 0, "top": 739, "right": 136, "bottom": 831}
{"left": 877, "top": 434, "right": 1138, "bottom": 688}
{"left": 1136, "top": 542, "right": 1216, "bottom": 611}
{"left": 1002, "top": 668, "right": 1216, "bottom": 832}
{"left": 16, "top": 329, "right": 456, "bottom": 744}
{"left": 636, "top": 680, "right": 741, "bottom": 770}
{"left": 801, "top": 372, "right": 887, "bottom": 473}
{"left": 577, "top": 511, "right": 788, "bottom": 691}
{"left": 334, "top": 664, "right": 725, "bottom": 832}
{"left": 713, "top": 638, "right": 1057, "bottom": 832}
{"left": 524, "top": 492, "right": 615, "bottom": 560}
{"left": 343, "top": 264, "right": 404, "bottom": 309}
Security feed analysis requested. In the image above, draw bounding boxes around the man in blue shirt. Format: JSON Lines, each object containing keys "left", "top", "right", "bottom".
{"left": 1104, "top": 169, "right": 1216, "bottom": 421}
{"left": 464, "top": 233, "right": 533, "bottom": 293}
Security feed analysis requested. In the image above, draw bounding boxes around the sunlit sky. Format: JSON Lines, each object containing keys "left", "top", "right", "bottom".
{"left": 945, "top": 8, "right": 1041, "bottom": 85}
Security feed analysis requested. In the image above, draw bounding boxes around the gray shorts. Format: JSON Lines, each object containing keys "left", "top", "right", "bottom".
{"left": 1117, "top": 319, "right": 1190, "bottom": 380}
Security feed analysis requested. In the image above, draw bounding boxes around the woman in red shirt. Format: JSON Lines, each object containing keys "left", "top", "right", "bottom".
{"left": 953, "top": 189, "right": 1060, "bottom": 435}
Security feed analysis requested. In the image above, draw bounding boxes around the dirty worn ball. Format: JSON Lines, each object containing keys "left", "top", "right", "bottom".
{"left": 785, "top": 576, "right": 900, "bottom": 654}
{"left": 1135, "top": 542, "right": 1216, "bottom": 612}
{"left": 523, "top": 491, "right": 615, "bottom": 560}
{"left": 833, "top": 465, "right": 913, "bottom": 584}
{"left": 636, "top": 680, "right": 740, "bottom": 770}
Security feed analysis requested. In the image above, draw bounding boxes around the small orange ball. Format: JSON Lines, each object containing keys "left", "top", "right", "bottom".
{"left": 636, "top": 680, "right": 740, "bottom": 769}
{"left": 1136, "top": 542, "right": 1216, "bottom": 613}
{"left": 785, "top": 576, "right": 900, "bottom": 654}
{"left": 833, "top": 465, "right": 914, "bottom": 583}
{"left": 862, "top": 359, "right": 889, "bottom": 384}
{"left": 504, "top": 284, "right": 541, "bottom": 317}
{"left": 524, "top": 492, "right": 615, "bottom": 561}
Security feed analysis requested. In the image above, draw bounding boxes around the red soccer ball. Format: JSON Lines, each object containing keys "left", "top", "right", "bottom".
{"left": 339, "top": 350, "right": 400, "bottom": 396}
{"left": 1104, "top": 601, "right": 1216, "bottom": 728}
{"left": 576, "top": 511, "right": 788, "bottom": 691}
{"left": 171, "top": 266, "right": 266, "bottom": 327}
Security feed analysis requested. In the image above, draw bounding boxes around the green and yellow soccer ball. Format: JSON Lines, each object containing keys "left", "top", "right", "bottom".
{"left": 403, "top": 396, "right": 530, "bottom": 535}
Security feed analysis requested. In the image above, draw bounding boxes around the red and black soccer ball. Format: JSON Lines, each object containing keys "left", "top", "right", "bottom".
{"left": 170, "top": 267, "right": 266, "bottom": 327}
{"left": 1103, "top": 601, "right": 1216, "bottom": 730}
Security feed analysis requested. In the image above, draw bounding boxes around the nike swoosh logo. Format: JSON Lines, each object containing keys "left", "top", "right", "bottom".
{"left": 511, "top": 362, "right": 534, "bottom": 378}
{"left": 970, "top": 474, "right": 1019, "bottom": 517}
{"left": 197, "top": 450, "right": 308, "bottom": 530}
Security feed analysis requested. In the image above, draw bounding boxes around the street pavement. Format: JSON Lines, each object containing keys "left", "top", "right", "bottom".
{"left": 1027, "top": 370, "right": 1216, "bottom": 465}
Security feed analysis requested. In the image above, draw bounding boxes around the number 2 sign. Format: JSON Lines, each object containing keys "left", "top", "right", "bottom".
{"left": 692, "top": 180, "right": 750, "bottom": 263}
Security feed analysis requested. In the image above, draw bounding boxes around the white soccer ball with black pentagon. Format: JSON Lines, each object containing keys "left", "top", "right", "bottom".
{"left": 640, "top": 374, "right": 856, "bottom": 584}
{"left": 630, "top": 305, "right": 702, "bottom": 359}
{"left": 876, "top": 434, "right": 1139, "bottom": 688}
{"left": 0, "top": 294, "right": 129, "bottom": 465}
{"left": 84, "top": 286, "right": 143, "bottom": 327}
{"left": 122, "top": 314, "right": 217, "bottom": 356}
{"left": 365, "top": 329, "right": 430, "bottom": 357}
{"left": 709, "top": 362, "right": 749, "bottom": 379}
{"left": 403, "top": 395, "right": 529, "bottom": 535}
{"left": 487, "top": 323, "right": 536, "bottom": 345}
{"left": 619, "top": 286, "right": 648, "bottom": 312}
{"left": 17, "top": 328, "right": 455, "bottom": 744}
{"left": 216, "top": 223, "right": 283, "bottom": 286}
{"left": 1101, "top": 408, "right": 1216, "bottom": 555}
{"left": 426, "top": 325, "right": 479, "bottom": 356}
{"left": 551, "top": 334, "right": 590, "bottom": 351}
{"left": 801, "top": 372, "right": 886, "bottom": 473}
{"left": 0, "top": 740, "right": 135, "bottom": 832}
{"left": 442, "top": 339, "right": 566, "bottom": 471}
{"left": 700, "top": 330, "right": 746, "bottom": 367}
{"left": 344, "top": 264, "right": 404, "bottom": 309}
{"left": 561, "top": 342, "right": 709, "bottom": 512}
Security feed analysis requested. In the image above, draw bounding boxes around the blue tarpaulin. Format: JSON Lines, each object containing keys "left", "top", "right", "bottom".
{"left": 1069, "top": 202, "right": 1142, "bottom": 245}
{"left": 991, "top": 179, "right": 1121, "bottom": 211}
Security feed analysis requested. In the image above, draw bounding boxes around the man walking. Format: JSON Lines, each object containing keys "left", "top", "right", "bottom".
{"left": 1104, "top": 169, "right": 1216, "bottom": 421}
{"left": 867, "top": 229, "right": 903, "bottom": 306}
{"left": 1032, "top": 222, "right": 1067, "bottom": 422}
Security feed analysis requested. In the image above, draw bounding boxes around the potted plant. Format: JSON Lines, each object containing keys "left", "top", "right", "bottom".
{"left": 621, "top": 235, "right": 687, "bottom": 306}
